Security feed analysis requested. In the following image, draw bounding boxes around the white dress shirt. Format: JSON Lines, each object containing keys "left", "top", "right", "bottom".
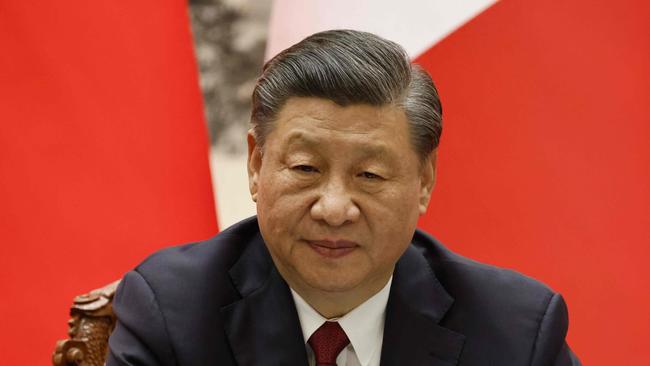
{"left": 290, "top": 277, "right": 393, "bottom": 366}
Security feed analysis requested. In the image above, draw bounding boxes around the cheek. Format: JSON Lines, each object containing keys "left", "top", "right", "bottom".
{"left": 256, "top": 172, "right": 315, "bottom": 240}
{"left": 365, "top": 184, "right": 421, "bottom": 254}
{"left": 258, "top": 180, "right": 313, "bottom": 218}
{"left": 374, "top": 182, "right": 422, "bottom": 219}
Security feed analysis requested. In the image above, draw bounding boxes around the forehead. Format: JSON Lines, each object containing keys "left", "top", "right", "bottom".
{"left": 269, "top": 97, "right": 412, "bottom": 146}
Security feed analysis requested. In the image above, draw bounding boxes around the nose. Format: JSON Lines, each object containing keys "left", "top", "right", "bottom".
{"left": 310, "top": 178, "right": 360, "bottom": 227}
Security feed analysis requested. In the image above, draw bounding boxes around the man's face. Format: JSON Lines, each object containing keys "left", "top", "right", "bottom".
{"left": 248, "top": 97, "right": 436, "bottom": 299}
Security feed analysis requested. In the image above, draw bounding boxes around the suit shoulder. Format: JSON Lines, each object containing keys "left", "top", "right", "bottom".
{"left": 412, "top": 229, "right": 558, "bottom": 318}
{"left": 412, "top": 230, "right": 571, "bottom": 363}
{"left": 133, "top": 217, "right": 261, "bottom": 295}
{"left": 111, "top": 218, "right": 261, "bottom": 365}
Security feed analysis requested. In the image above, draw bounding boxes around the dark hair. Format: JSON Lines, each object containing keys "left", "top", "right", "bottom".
{"left": 250, "top": 29, "right": 442, "bottom": 160}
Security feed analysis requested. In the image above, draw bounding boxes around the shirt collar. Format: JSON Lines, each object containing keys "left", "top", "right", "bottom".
{"left": 291, "top": 277, "right": 393, "bottom": 366}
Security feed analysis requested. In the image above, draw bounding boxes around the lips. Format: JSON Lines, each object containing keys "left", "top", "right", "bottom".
{"left": 306, "top": 240, "right": 358, "bottom": 259}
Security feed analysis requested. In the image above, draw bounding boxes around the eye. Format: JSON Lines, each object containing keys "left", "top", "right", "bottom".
{"left": 292, "top": 165, "right": 319, "bottom": 173}
{"left": 359, "top": 171, "right": 383, "bottom": 180}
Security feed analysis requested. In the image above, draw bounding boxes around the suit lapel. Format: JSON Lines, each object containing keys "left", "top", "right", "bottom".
{"left": 220, "top": 235, "right": 308, "bottom": 366}
{"left": 380, "top": 246, "right": 465, "bottom": 366}
{"left": 219, "top": 229, "right": 465, "bottom": 366}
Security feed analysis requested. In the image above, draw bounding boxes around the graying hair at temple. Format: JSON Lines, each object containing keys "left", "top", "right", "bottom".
{"left": 250, "top": 29, "right": 443, "bottom": 161}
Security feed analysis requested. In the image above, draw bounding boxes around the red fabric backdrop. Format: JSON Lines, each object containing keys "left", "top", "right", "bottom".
{"left": 0, "top": 1, "right": 218, "bottom": 365}
{"left": 417, "top": 1, "right": 650, "bottom": 364}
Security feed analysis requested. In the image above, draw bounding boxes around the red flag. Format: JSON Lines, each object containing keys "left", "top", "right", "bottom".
{"left": 0, "top": 1, "right": 218, "bottom": 364}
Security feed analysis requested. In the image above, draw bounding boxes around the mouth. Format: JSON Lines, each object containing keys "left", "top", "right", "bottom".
{"left": 306, "top": 239, "right": 358, "bottom": 259}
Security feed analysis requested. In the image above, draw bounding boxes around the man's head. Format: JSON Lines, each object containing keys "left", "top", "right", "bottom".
{"left": 247, "top": 30, "right": 443, "bottom": 316}
{"left": 250, "top": 29, "right": 442, "bottom": 162}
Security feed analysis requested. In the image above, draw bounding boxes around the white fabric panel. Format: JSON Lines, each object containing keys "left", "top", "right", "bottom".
{"left": 210, "top": 147, "right": 257, "bottom": 229}
{"left": 266, "top": 0, "right": 497, "bottom": 60}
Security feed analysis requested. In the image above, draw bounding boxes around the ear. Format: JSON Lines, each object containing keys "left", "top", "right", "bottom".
{"left": 247, "top": 130, "right": 262, "bottom": 202}
{"left": 418, "top": 149, "right": 437, "bottom": 215}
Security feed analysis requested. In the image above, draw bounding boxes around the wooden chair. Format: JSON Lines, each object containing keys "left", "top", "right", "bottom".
{"left": 52, "top": 280, "right": 121, "bottom": 366}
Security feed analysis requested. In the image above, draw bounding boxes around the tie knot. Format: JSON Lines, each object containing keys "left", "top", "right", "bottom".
{"left": 308, "top": 321, "right": 350, "bottom": 366}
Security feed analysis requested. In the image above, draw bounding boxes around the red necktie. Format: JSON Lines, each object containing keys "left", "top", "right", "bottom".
{"left": 308, "top": 321, "right": 350, "bottom": 366}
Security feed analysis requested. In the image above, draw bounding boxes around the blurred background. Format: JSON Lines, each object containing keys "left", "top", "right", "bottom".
{"left": 1, "top": 0, "right": 648, "bottom": 364}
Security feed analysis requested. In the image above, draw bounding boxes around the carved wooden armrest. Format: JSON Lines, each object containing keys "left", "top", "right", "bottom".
{"left": 52, "top": 280, "right": 121, "bottom": 366}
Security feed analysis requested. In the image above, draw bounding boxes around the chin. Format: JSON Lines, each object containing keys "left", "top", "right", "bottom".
{"left": 300, "top": 270, "right": 367, "bottom": 293}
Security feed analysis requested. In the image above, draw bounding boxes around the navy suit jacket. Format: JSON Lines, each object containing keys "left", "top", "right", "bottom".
{"left": 107, "top": 216, "right": 580, "bottom": 365}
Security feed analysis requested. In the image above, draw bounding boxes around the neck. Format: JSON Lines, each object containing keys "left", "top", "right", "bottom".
{"left": 288, "top": 270, "right": 393, "bottom": 319}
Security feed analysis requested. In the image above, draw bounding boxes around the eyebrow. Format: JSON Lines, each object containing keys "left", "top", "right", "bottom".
{"left": 284, "top": 131, "right": 395, "bottom": 160}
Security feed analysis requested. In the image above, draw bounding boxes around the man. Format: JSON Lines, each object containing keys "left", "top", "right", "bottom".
{"left": 107, "top": 30, "right": 580, "bottom": 366}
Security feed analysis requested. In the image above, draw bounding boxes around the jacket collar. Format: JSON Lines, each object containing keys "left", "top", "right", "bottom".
{"left": 221, "top": 228, "right": 465, "bottom": 366}
{"left": 220, "top": 233, "right": 308, "bottom": 366}
{"left": 380, "top": 245, "right": 465, "bottom": 366}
